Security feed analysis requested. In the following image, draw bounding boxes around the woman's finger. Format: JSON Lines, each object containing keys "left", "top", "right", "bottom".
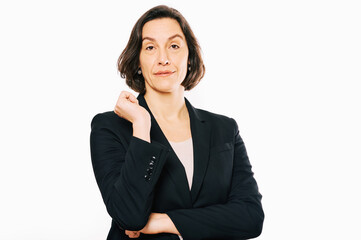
{"left": 129, "top": 94, "right": 138, "bottom": 103}
{"left": 125, "top": 230, "right": 140, "bottom": 238}
{"left": 120, "top": 90, "right": 132, "bottom": 98}
{"left": 119, "top": 91, "right": 138, "bottom": 104}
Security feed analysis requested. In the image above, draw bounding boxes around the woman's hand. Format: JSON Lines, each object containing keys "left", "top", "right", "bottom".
{"left": 125, "top": 230, "right": 141, "bottom": 238}
{"left": 114, "top": 91, "right": 151, "bottom": 142}
{"left": 124, "top": 213, "right": 180, "bottom": 238}
{"left": 114, "top": 91, "right": 150, "bottom": 124}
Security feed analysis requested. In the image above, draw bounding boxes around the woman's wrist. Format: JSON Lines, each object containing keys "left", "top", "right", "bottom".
{"left": 132, "top": 118, "right": 151, "bottom": 143}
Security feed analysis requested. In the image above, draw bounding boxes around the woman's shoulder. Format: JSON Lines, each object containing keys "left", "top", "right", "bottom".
{"left": 91, "top": 110, "right": 118, "bottom": 125}
{"left": 194, "top": 107, "right": 235, "bottom": 123}
{"left": 90, "top": 111, "right": 132, "bottom": 132}
{"left": 194, "top": 107, "right": 238, "bottom": 133}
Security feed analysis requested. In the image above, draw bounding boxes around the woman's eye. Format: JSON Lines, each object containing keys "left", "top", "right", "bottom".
{"left": 171, "top": 44, "right": 179, "bottom": 49}
{"left": 146, "top": 46, "right": 154, "bottom": 50}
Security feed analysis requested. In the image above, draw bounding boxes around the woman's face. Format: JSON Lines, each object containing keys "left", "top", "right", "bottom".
{"left": 139, "top": 18, "right": 189, "bottom": 94}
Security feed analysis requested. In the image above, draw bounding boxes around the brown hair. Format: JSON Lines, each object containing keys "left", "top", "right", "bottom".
{"left": 117, "top": 5, "right": 205, "bottom": 94}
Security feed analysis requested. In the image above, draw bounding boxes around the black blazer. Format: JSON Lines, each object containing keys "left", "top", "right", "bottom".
{"left": 90, "top": 93, "right": 264, "bottom": 240}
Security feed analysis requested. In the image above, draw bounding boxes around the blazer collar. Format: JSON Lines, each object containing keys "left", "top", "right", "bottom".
{"left": 137, "top": 93, "right": 211, "bottom": 206}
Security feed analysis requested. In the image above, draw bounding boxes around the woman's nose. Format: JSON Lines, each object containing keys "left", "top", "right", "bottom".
{"left": 158, "top": 49, "right": 170, "bottom": 65}
{"left": 159, "top": 59, "right": 170, "bottom": 65}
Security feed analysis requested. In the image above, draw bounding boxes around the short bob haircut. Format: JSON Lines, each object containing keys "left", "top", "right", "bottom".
{"left": 117, "top": 5, "right": 205, "bottom": 94}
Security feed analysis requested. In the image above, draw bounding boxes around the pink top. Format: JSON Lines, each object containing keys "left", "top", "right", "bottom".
{"left": 169, "top": 137, "right": 194, "bottom": 190}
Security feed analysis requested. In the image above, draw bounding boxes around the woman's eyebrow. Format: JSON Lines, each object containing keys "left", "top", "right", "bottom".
{"left": 142, "top": 36, "right": 156, "bottom": 42}
{"left": 142, "top": 34, "right": 184, "bottom": 42}
{"left": 168, "top": 34, "right": 184, "bottom": 41}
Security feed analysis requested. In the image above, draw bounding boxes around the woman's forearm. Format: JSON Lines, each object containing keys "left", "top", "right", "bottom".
{"left": 137, "top": 213, "right": 180, "bottom": 235}
{"left": 161, "top": 213, "right": 180, "bottom": 234}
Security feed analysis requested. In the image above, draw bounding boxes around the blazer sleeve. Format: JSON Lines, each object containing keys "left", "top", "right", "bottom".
{"left": 90, "top": 113, "right": 170, "bottom": 230}
{"left": 166, "top": 118, "right": 264, "bottom": 240}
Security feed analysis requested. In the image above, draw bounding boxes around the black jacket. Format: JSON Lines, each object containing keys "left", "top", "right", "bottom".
{"left": 90, "top": 93, "right": 264, "bottom": 240}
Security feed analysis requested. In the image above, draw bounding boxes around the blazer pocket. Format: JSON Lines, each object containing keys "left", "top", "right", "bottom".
{"left": 210, "top": 142, "right": 233, "bottom": 154}
{"left": 209, "top": 142, "right": 234, "bottom": 167}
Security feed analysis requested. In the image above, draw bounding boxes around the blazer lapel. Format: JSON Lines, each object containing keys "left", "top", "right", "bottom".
{"left": 137, "top": 93, "right": 211, "bottom": 206}
{"left": 185, "top": 97, "right": 211, "bottom": 203}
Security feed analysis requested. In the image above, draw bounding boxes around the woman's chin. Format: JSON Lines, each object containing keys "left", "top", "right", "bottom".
{"left": 153, "top": 84, "right": 183, "bottom": 94}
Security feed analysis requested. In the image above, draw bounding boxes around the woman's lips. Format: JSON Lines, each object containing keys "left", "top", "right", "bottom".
{"left": 154, "top": 71, "right": 175, "bottom": 77}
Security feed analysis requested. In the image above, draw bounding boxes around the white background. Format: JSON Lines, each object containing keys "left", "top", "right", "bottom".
{"left": 1, "top": 0, "right": 360, "bottom": 239}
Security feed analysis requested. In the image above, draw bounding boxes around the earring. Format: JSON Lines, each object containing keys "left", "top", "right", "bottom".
{"left": 137, "top": 68, "right": 142, "bottom": 75}
{"left": 188, "top": 65, "right": 191, "bottom": 71}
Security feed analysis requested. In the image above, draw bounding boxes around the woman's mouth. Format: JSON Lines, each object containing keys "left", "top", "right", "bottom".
{"left": 154, "top": 70, "right": 175, "bottom": 77}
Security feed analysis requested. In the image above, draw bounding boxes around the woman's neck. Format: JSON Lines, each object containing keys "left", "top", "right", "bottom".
{"left": 144, "top": 90, "right": 187, "bottom": 122}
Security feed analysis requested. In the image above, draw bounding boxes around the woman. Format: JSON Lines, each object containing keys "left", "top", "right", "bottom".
{"left": 90, "top": 5, "right": 264, "bottom": 240}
